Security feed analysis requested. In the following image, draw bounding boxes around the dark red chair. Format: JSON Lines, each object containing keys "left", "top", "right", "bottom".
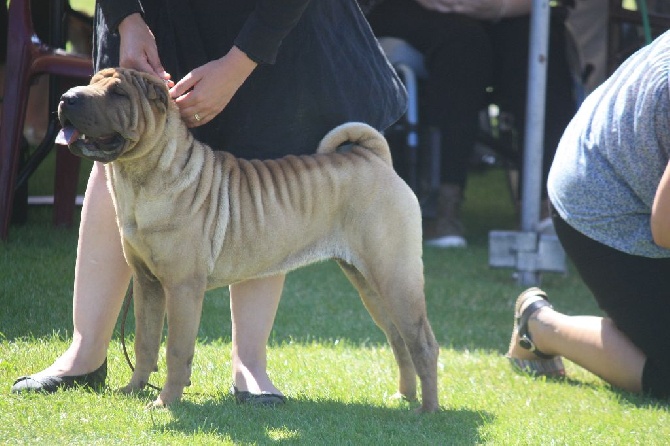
{"left": 0, "top": 0, "right": 92, "bottom": 240}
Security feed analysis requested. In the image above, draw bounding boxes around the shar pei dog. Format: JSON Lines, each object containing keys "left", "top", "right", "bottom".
{"left": 56, "top": 67, "right": 439, "bottom": 413}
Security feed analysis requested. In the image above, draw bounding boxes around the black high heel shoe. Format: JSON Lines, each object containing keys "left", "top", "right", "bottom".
{"left": 11, "top": 358, "right": 107, "bottom": 393}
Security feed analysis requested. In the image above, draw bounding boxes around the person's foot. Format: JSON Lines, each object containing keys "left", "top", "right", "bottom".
{"left": 232, "top": 362, "right": 284, "bottom": 401}
{"left": 230, "top": 385, "right": 286, "bottom": 406}
{"left": 11, "top": 359, "right": 107, "bottom": 393}
{"left": 506, "top": 288, "right": 565, "bottom": 376}
{"left": 426, "top": 184, "right": 467, "bottom": 248}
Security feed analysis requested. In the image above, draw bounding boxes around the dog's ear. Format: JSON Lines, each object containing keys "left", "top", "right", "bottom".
{"left": 90, "top": 67, "right": 116, "bottom": 85}
{"left": 144, "top": 77, "right": 170, "bottom": 114}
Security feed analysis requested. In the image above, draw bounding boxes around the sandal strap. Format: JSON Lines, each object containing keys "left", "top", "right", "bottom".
{"left": 517, "top": 296, "right": 554, "bottom": 359}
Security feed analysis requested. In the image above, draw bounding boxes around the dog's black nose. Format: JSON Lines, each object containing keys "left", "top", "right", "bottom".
{"left": 60, "top": 90, "right": 80, "bottom": 106}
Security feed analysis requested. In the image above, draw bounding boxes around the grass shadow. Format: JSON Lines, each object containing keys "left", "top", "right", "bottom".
{"left": 158, "top": 397, "right": 493, "bottom": 445}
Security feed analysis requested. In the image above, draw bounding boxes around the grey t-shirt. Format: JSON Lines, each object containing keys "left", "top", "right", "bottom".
{"left": 548, "top": 29, "right": 670, "bottom": 258}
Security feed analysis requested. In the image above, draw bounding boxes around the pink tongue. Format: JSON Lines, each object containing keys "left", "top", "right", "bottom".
{"left": 55, "top": 126, "right": 80, "bottom": 145}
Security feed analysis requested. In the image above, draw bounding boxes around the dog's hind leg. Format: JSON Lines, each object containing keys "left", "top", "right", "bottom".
{"left": 336, "top": 259, "right": 420, "bottom": 404}
{"left": 337, "top": 257, "right": 440, "bottom": 413}
{"left": 393, "top": 295, "right": 440, "bottom": 414}
{"left": 374, "top": 256, "right": 439, "bottom": 413}
{"left": 121, "top": 267, "right": 166, "bottom": 395}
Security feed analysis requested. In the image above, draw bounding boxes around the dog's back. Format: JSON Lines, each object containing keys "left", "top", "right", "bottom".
{"left": 207, "top": 122, "right": 419, "bottom": 285}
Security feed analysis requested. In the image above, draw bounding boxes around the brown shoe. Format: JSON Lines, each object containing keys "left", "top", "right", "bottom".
{"left": 426, "top": 184, "right": 467, "bottom": 248}
{"left": 506, "top": 288, "right": 565, "bottom": 377}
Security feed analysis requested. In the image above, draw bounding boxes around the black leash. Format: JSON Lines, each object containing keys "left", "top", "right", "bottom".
{"left": 120, "top": 285, "right": 162, "bottom": 392}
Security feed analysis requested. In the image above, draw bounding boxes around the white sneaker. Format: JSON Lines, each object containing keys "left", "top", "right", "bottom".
{"left": 425, "top": 234, "right": 467, "bottom": 248}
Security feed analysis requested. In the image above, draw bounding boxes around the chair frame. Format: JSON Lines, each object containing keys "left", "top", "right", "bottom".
{"left": 0, "top": 0, "right": 92, "bottom": 240}
{"left": 377, "top": 37, "right": 441, "bottom": 218}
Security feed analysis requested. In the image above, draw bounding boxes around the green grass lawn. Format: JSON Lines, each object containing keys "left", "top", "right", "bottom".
{"left": 2, "top": 160, "right": 669, "bottom": 444}
{"left": 3, "top": 0, "right": 669, "bottom": 440}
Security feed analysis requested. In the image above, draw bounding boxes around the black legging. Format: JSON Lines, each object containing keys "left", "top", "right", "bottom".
{"left": 553, "top": 209, "right": 670, "bottom": 399}
{"left": 367, "top": 1, "right": 491, "bottom": 188}
{"left": 367, "top": 0, "right": 575, "bottom": 193}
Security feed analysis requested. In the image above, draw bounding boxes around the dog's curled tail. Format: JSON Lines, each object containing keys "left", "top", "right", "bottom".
{"left": 316, "top": 122, "right": 393, "bottom": 166}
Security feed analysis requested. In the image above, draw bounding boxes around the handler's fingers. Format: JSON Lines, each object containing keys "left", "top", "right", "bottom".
{"left": 169, "top": 72, "right": 197, "bottom": 100}
{"left": 146, "top": 53, "right": 169, "bottom": 81}
{"left": 120, "top": 56, "right": 154, "bottom": 74}
{"left": 120, "top": 54, "right": 170, "bottom": 84}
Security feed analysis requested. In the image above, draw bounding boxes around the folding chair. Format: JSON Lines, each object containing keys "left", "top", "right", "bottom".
{"left": 0, "top": 0, "right": 92, "bottom": 240}
{"left": 377, "top": 37, "right": 441, "bottom": 218}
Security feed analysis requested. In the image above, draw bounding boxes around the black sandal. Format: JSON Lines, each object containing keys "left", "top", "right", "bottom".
{"left": 507, "top": 288, "right": 565, "bottom": 376}
{"left": 11, "top": 358, "right": 107, "bottom": 393}
{"left": 230, "top": 385, "right": 286, "bottom": 406}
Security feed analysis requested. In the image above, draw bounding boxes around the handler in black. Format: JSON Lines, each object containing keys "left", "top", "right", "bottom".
{"left": 12, "top": 0, "right": 407, "bottom": 405}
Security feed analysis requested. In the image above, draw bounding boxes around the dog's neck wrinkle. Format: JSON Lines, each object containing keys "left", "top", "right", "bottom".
{"left": 162, "top": 110, "right": 199, "bottom": 174}
{"left": 120, "top": 112, "right": 194, "bottom": 178}
{"left": 156, "top": 116, "right": 180, "bottom": 171}
{"left": 134, "top": 108, "right": 218, "bottom": 195}
{"left": 117, "top": 115, "right": 220, "bottom": 231}
{"left": 162, "top": 124, "right": 213, "bottom": 199}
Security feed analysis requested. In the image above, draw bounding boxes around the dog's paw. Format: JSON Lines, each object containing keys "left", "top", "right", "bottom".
{"left": 146, "top": 397, "right": 169, "bottom": 410}
{"left": 390, "top": 391, "right": 417, "bottom": 402}
{"left": 119, "top": 381, "right": 146, "bottom": 395}
{"left": 119, "top": 385, "right": 134, "bottom": 395}
{"left": 415, "top": 402, "right": 440, "bottom": 414}
{"left": 153, "top": 387, "right": 183, "bottom": 407}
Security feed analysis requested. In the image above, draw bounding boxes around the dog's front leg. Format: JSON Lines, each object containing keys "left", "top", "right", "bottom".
{"left": 152, "top": 279, "right": 206, "bottom": 407}
{"left": 121, "top": 268, "right": 166, "bottom": 395}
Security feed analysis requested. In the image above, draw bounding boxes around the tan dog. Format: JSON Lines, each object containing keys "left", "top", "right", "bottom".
{"left": 57, "top": 68, "right": 439, "bottom": 413}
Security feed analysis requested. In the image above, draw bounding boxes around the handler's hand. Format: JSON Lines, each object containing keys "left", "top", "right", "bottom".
{"left": 169, "top": 46, "right": 257, "bottom": 128}
{"left": 118, "top": 13, "right": 171, "bottom": 84}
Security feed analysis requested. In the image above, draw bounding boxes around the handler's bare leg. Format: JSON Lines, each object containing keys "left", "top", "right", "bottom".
{"left": 508, "top": 297, "right": 645, "bottom": 393}
{"left": 38, "top": 162, "right": 131, "bottom": 377}
{"left": 230, "top": 274, "right": 285, "bottom": 396}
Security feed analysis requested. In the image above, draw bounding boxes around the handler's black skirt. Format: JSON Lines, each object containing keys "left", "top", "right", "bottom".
{"left": 94, "top": 0, "right": 407, "bottom": 159}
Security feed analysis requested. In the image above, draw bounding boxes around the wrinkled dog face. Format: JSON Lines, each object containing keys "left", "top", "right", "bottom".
{"left": 57, "top": 67, "right": 169, "bottom": 163}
